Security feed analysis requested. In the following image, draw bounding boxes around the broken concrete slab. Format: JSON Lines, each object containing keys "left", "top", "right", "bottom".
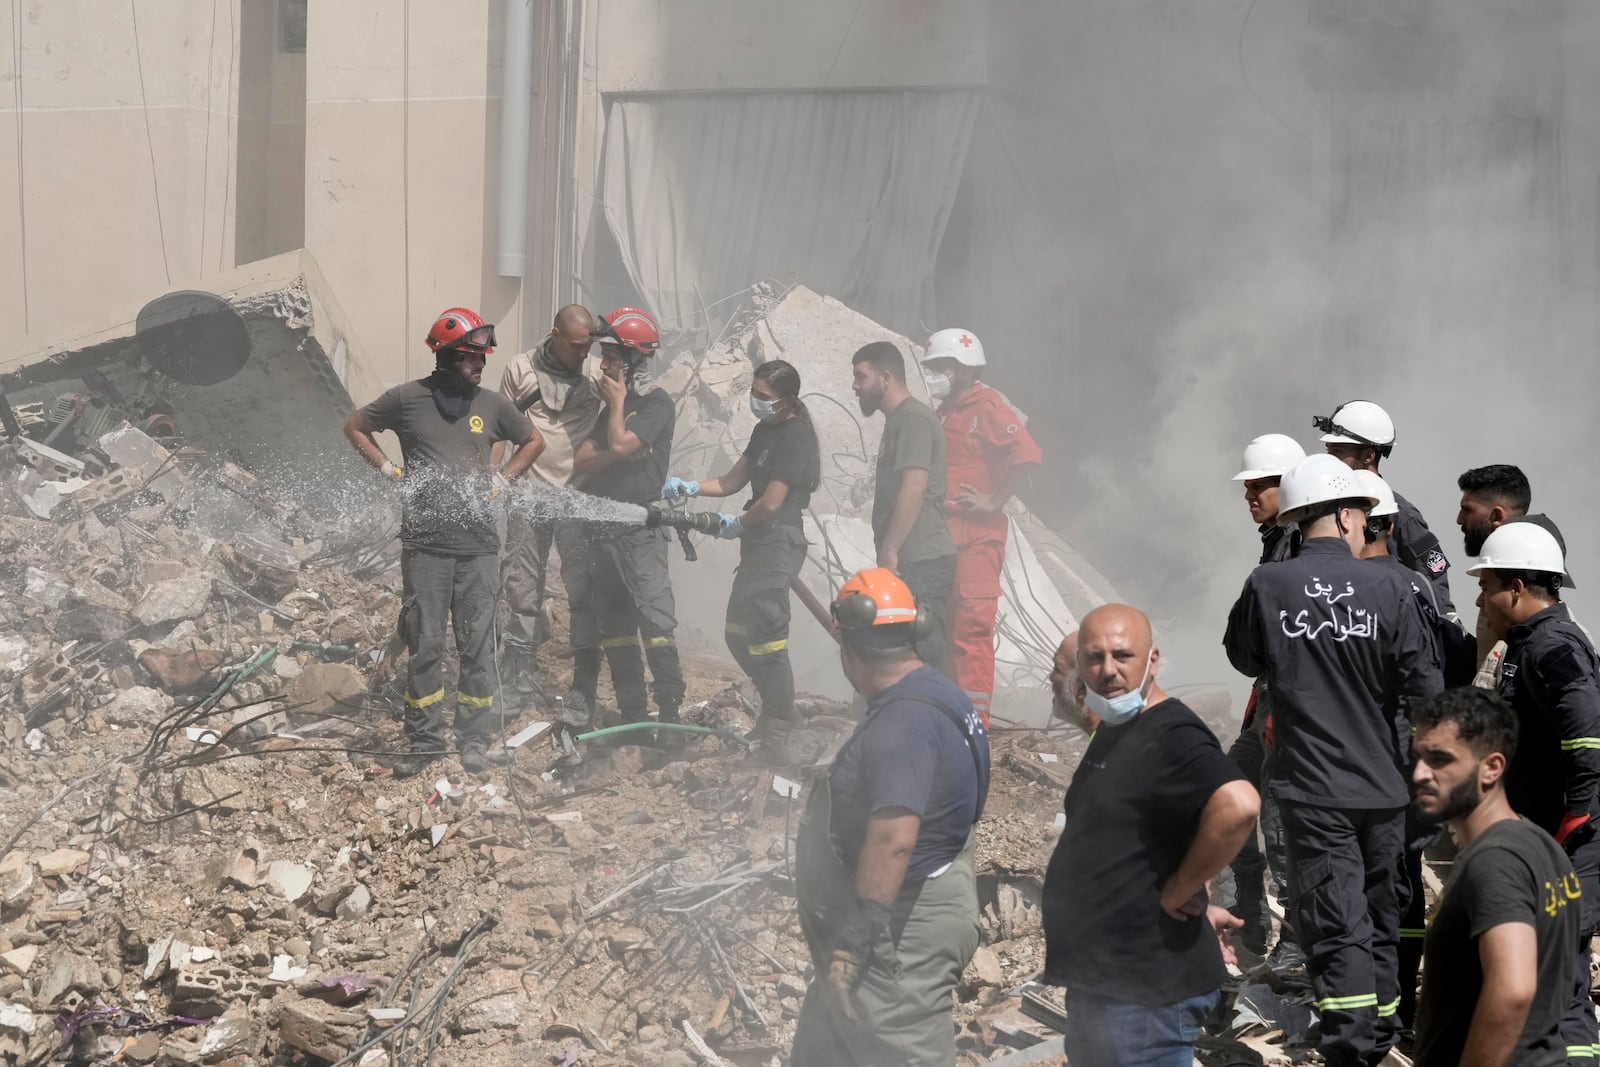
{"left": 133, "top": 575, "right": 213, "bottom": 627}
{"left": 0, "top": 1001, "right": 36, "bottom": 1036}
{"left": 105, "top": 686, "right": 170, "bottom": 724}
{"left": 0, "top": 948, "right": 36, "bottom": 978}
{"left": 98, "top": 426, "right": 183, "bottom": 497}
{"left": 36, "top": 847, "right": 91, "bottom": 877}
{"left": 334, "top": 884, "right": 372, "bottom": 921}
{"left": 455, "top": 991, "right": 526, "bottom": 1033}
{"left": 287, "top": 662, "right": 366, "bottom": 719}
{"left": 278, "top": 997, "right": 366, "bottom": 1061}
{"left": 263, "top": 860, "right": 314, "bottom": 902}
{"left": 37, "top": 951, "right": 101, "bottom": 1005}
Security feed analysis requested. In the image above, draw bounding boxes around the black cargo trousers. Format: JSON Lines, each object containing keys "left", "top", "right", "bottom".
{"left": 725, "top": 523, "right": 809, "bottom": 725}
{"left": 1225, "top": 686, "right": 1296, "bottom": 952}
{"left": 1282, "top": 802, "right": 1405, "bottom": 1067}
{"left": 570, "top": 526, "right": 685, "bottom": 723}
{"left": 399, "top": 547, "right": 500, "bottom": 752}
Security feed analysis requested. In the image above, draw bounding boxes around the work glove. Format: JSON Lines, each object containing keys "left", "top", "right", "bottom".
{"left": 820, "top": 897, "right": 889, "bottom": 1023}
{"left": 662, "top": 476, "right": 699, "bottom": 503}
{"left": 715, "top": 514, "right": 743, "bottom": 540}
{"left": 491, "top": 471, "right": 511, "bottom": 498}
{"left": 384, "top": 462, "right": 404, "bottom": 480}
{"left": 1557, "top": 812, "right": 1593, "bottom": 853}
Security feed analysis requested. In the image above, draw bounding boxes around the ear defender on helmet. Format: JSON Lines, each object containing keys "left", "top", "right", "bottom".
{"left": 830, "top": 569, "right": 934, "bottom": 642}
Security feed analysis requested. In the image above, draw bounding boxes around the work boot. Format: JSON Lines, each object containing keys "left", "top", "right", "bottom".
{"left": 458, "top": 738, "right": 490, "bottom": 774}
{"left": 654, "top": 704, "right": 686, "bottom": 753}
{"left": 1266, "top": 937, "right": 1307, "bottom": 980}
{"left": 747, "top": 716, "right": 795, "bottom": 766}
{"left": 558, "top": 690, "right": 594, "bottom": 731}
{"left": 1232, "top": 899, "right": 1271, "bottom": 956}
{"left": 391, "top": 748, "right": 437, "bottom": 780}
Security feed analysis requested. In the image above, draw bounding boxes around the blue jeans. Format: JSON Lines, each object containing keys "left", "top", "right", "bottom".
{"left": 1063, "top": 988, "right": 1220, "bottom": 1067}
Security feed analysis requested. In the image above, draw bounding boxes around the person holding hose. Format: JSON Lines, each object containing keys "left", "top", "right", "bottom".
{"left": 661, "top": 360, "right": 821, "bottom": 763}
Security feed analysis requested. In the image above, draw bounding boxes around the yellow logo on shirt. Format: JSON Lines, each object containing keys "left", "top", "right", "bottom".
{"left": 469, "top": 415, "right": 484, "bottom": 434}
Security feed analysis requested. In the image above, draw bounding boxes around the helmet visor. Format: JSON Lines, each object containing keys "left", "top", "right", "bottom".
{"left": 444, "top": 324, "right": 496, "bottom": 352}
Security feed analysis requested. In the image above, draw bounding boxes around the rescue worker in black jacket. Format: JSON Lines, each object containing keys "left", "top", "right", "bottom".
{"left": 1468, "top": 520, "right": 1600, "bottom": 1064}
{"left": 1225, "top": 453, "right": 1443, "bottom": 1067}
{"left": 1316, "top": 400, "right": 1457, "bottom": 620}
{"left": 1225, "top": 433, "right": 1305, "bottom": 966}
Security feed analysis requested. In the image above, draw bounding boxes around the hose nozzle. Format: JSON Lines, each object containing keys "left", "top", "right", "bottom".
{"left": 645, "top": 505, "right": 722, "bottom": 536}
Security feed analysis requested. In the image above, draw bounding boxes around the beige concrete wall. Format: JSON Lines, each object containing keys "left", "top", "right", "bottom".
{"left": 0, "top": 0, "right": 244, "bottom": 356}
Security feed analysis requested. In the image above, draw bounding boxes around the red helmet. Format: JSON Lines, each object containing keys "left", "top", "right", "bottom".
{"left": 601, "top": 307, "right": 660, "bottom": 355}
{"left": 426, "top": 307, "right": 496, "bottom": 355}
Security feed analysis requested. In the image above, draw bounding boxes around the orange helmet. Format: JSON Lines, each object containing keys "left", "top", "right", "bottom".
{"left": 832, "top": 568, "right": 921, "bottom": 631}
{"left": 426, "top": 307, "right": 496, "bottom": 355}
{"left": 600, "top": 307, "right": 660, "bottom": 355}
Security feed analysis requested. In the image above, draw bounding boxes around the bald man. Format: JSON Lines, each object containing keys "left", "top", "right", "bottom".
{"left": 1048, "top": 630, "right": 1097, "bottom": 734}
{"left": 497, "top": 306, "right": 605, "bottom": 706}
{"left": 1043, "top": 605, "right": 1259, "bottom": 1067}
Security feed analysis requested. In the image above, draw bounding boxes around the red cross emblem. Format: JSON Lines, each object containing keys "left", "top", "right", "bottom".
{"left": 959, "top": 334, "right": 974, "bottom": 347}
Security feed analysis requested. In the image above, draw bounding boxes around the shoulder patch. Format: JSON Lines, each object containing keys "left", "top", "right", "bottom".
{"left": 1425, "top": 547, "right": 1448, "bottom": 574}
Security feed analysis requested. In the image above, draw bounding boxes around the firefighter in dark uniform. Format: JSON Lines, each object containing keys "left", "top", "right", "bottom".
{"left": 1353, "top": 470, "right": 1445, "bottom": 1032}
{"left": 1316, "top": 400, "right": 1457, "bottom": 620}
{"left": 1469, "top": 520, "right": 1600, "bottom": 1065}
{"left": 1225, "top": 433, "right": 1305, "bottom": 965}
{"left": 1224, "top": 454, "right": 1443, "bottom": 1067}
{"left": 568, "top": 307, "right": 686, "bottom": 738}
{"left": 662, "top": 360, "right": 822, "bottom": 763}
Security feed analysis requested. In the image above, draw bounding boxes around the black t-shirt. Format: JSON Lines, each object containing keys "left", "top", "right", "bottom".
{"left": 828, "top": 666, "right": 991, "bottom": 882}
{"left": 583, "top": 387, "right": 675, "bottom": 506}
{"left": 742, "top": 417, "right": 819, "bottom": 530}
{"left": 1413, "top": 818, "right": 1578, "bottom": 1067}
{"left": 1042, "top": 699, "right": 1246, "bottom": 1005}
{"left": 359, "top": 380, "right": 534, "bottom": 556}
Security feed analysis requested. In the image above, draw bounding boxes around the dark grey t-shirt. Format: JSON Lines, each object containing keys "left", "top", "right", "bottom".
{"left": 872, "top": 398, "right": 955, "bottom": 566}
{"left": 359, "top": 380, "right": 534, "bottom": 556}
{"left": 1413, "top": 818, "right": 1577, "bottom": 1067}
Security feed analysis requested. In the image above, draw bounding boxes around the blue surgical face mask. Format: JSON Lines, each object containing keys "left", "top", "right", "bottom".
{"left": 750, "top": 395, "right": 778, "bottom": 421}
{"left": 1082, "top": 651, "right": 1154, "bottom": 727}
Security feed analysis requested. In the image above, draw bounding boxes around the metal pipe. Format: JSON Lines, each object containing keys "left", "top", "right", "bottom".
{"left": 495, "top": 0, "right": 536, "bottom": 277}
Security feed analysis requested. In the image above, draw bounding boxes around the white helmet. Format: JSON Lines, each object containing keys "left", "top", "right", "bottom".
{"left": 1352, "top": 469, "right": 1398, "bottom": 518}
{"left": 1233, "top": 434, "right": 1306, "bottom": 481}
{"left": 923, "top": 328, "right": 986, "bottom": 368}
{"left": 1466, "top": 522, "right": 1565, "bottom": 578}
{"left": 1277, "top": 453, "right": 1380, "bottom": 527}
{"left": 1316, "top": 400, "right": 1396, "bottom": 452}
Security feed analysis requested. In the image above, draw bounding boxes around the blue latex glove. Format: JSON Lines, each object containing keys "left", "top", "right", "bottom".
{"left": 716, "top": 514, "right": 744, "bottom": 540}
{"left": 662, "top": 476, "right": 700, "bottom": 503}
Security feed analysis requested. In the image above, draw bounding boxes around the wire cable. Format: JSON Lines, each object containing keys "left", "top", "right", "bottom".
{"left": 129, "top": 0, "right": 173, "bottom": 284}
{"left": 401, "top": 0, "right": 412, "bottom": 378}
{"left": 198, "top": 0, "right": 218, "bottom": 271}
{"left": 215, "top": 0, "right": 235, "bottom": 271}
{"left": 9, "top": 0, "right": 27, "bottom": 332}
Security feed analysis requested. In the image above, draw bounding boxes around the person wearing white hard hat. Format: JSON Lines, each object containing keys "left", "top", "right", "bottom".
{"left": 1316, "top": 400, "right": 1458, "bottom": 621}
{"left": 918, "top": 328, "right": 1043, "bottom": 728}
{"left": 1225, "top": 454, "right": 1443, "bottom": 1066}
{"left": 1470, "top": 521, "right": 1600, "bottom": 1063}
{"left": 1224, "top": 433, "right": 1306, "bottom": 967}
{"left": 1353, "top": 468, "right": 1448, "bottom": 1032}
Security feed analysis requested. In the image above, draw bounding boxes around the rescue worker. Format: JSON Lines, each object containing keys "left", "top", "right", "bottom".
{"left": 495, "top": 306, "right": 605, "bottom": 703}
{"left": 1225, "top": 433, "right": 1305, "bottom": 964}
{"left": 918, "top": 328, "right": 1041, "bottom": 727}
{"left": 791, "top": 568, "right": 989, "bottom": 1066}
{"left": 1224, "top": 453, "right": 1443, "bottom": 1066}
{"left": 1455, "top": 465, "right": 1532, "bottom": 688}
{"left": 660, "top": 359, "right": 822, "bottom": 762}
{"left": 1352, "top": 469, "right": 1444, "bottom": 1032}
{"left": 566, "top": 307, "right": 685, "bottom": 739}
{"left": 850, "top": 342, "right": 958, "bottom": 674}
{"left": 1043, "top": 604, "right": 1259, "bottom": 1067}
{"left": 1467, "top": 521, "right": 1600, "bottom": 1064}
{"left": 1317, "top": 400, "right": 1457, "bottom": 618}
{"left": 342, "top": 308, "right": 544, "bottom": 777}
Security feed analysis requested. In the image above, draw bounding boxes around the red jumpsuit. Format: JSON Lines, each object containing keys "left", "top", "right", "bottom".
{"left": 937, "top": 382, "right": 1043, "bottom": 727}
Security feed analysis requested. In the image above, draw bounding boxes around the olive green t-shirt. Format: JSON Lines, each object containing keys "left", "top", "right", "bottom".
{"left": 872, "top": 398, "right": 956, "bottom": 566}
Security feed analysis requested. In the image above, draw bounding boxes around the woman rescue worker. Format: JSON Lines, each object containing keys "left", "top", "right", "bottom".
{"left": 661, "top": 360, "right": 821, "bottom": 762}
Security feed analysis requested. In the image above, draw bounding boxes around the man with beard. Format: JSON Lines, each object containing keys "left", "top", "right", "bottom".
{"left": 1456, "top": 466, "right": 1531, "bottom": 687}
{"left": 1411, "top": 687, "right": 1578, "bottom": 1067}
{"left": 851, "top": 342, "right": 957, "bottom": 673}
{"left": 1470, "top": 522, "right": 1600, "bottom": 1063}
{"left": 344, "top": 308, "right": 543, "bottom": 777}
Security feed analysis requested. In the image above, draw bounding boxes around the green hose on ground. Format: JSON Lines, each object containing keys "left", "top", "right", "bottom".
{"left": 573, "top": 721, "right": 752, "bottom": 746}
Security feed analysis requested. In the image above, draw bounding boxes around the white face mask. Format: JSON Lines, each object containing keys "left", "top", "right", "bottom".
{"left": 1082, "top": 650, "right": 1154, "bottom": 727}
{"left": 924, "top": 372, "right": 952, "bottom": 401}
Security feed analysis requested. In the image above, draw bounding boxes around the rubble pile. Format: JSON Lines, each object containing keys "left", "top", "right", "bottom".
{"left": 0, "top": 420, "right": 1099, "bottom": 1066}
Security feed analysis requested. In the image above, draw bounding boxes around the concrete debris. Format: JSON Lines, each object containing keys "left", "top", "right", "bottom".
{"left": 133, "top": 575, "right": 214, "bottom": 627}
{"left": 36, "top": 847, "right": 90, "bottom": 877}
{"left": 334, "top": 883, "right": 372, "bottom": 920}
{"left": 263, "top": 860, "right": 314, "bottom": 902}
{"left": 287, "top": 661, "right": 366, "bottom": 718}
{"left": 456, "top": 991, "right": 527, "bottom": 1033}
{"left": 0, "top": 947, "right": 37, "bottom": 977}
{"left": 0, "top": 1001, "right": 37, "bottom": 1035}
{"left": 138, "top": 647, "right": 228, "bottom": 695}
{"left": 278, "top": 996, "right": 366, "bottom": 1061}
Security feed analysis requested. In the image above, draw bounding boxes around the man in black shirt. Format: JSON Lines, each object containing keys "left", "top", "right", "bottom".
{"left": 343, "top": 307, "right": 543, "bottom": 777}
{"left": 1225, "top": 454, "right": 1442, "bottom": 1066}
{"left": 569, "top": 307, "right": 685, "bottom": 737}
{"left": 1044, "top": 604, "right": 1259, "bottom": 1066}
{"left": 1470, "top": 521, "right": 1600, "bottom": 1061}
{"left": 1411, "top": 687, "right": 1578, "bottom": 1067}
